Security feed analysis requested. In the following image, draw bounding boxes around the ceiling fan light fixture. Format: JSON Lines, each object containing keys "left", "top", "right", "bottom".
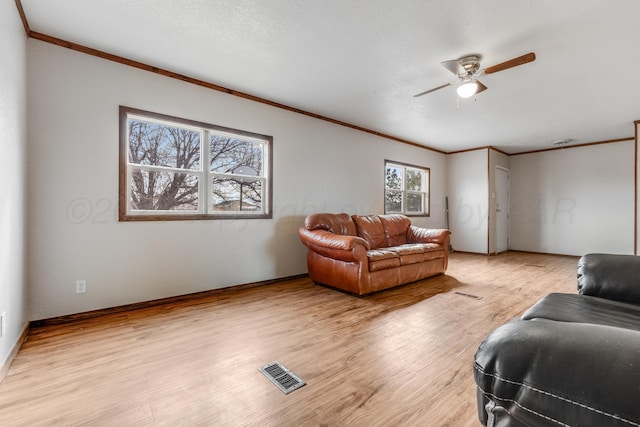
{"left": 457, "top": 80, "right": 478, "bottom": 98}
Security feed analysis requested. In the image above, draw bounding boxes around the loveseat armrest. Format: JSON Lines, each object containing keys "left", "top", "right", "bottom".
{"left": 407, "top": 227, "right": 451, "bottom": 246}
{"left": 298, "top": 228, "right": 369, "bottom": 262}
{"left": 577, "top": 253, "right": 640, "bottom": 304}
{"left": 474, "top": 320, "right": 640, "bottom": 426}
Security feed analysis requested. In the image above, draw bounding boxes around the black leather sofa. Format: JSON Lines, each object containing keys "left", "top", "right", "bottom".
{"left": 474, "top": 253, "right": 640, "bottom": 427}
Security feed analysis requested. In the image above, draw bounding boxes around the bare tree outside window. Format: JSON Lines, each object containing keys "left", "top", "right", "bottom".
{"left": 128, "top": 120, "right": 201, "bottom": 211}
{"left": 119, "top": 107, "right": 272, "bottom": 221}
{"left": 210, "top": 135, "right": 264, "bottom": 212}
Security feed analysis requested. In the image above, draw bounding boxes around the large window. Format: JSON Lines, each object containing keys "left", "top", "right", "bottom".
{"left": 119, "top": 106, "right": 272, "bottom": 221}
{"left": 384, "top": 160, "right": 430, "bottom": 216}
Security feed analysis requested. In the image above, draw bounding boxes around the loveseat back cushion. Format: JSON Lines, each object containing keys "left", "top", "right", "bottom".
{"left": 379, "top": 214, "right": 411, "bottom": 247}
{"left": 577, "top": 253, "right": 640, "bottom": 305}
{"left": 304, "top": 213, "right": 357, "bottom": 236}
{"left": 352, "top": 215, "right": 387, "bottom": 249}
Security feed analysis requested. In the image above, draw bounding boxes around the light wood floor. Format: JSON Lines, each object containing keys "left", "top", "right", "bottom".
{"left": 0, "top": 251, "right": 579, "bottom": 426}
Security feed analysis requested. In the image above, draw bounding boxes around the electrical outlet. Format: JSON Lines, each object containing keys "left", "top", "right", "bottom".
{"left": 75, "top": 279, "right": 87, "bottom": 294}
{"left": 0, "top": 312, "right": 5, "bottom": 337}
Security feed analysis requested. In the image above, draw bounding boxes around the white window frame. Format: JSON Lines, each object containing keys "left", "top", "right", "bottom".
{"left": 119, "top": 106, "right": 272, "bottom": 221}
{"left": 384, "top": 160, "right": 430, "bottom": 216}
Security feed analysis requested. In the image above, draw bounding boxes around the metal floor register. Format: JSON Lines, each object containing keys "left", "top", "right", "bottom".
{"left": 259, "top": 361, "right": 306, "bottom": 394}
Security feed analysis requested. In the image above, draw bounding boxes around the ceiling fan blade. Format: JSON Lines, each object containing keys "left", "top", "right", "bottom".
{"left": 476, "top": 81, "right": 488, "bottom": 94}
{"left": 483, "top": 52, "right": 536, "bottom": 75}
{"left": 413, "top": 82, "right": 454, "bottom": 98}
{"left": 441, "top": 59, "right": 461, "bottom": 75}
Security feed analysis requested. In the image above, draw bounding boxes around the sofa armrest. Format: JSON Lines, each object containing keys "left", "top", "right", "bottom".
{"left": 577, "top": 253, "right": 640, "bottom": 304}
{"left": 407, "top": 226, "right": 451, "bottom": 246}
{"left": 474, "top": 320, "right": 640, "bottom": 426}
{"left": 298, "top": 228, "right": 369, "bottom": 262}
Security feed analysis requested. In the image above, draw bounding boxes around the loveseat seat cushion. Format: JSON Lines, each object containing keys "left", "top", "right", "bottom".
{"left": 387, "top": 243, "right": 443, "bottom": 265}
{"left": 522, "top": 292, "right": 640, "bottom": 331}
{"left": 367, "top": 249, "right": 401, "bottom": 271}
{"left": 387, "top": 244, "right": 424, "bottom": 265}
{"left": 419, "top": 243, "right": 444, "bottom": 258}
{"left": 353, "top": 215, "right": 388, "bottom": 249}
{"left": 305, "top": 212, "right": 357, "bottom": 236}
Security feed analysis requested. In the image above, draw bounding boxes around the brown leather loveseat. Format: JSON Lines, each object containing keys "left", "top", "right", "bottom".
{"left": 298, "top": 213, "right": 451, "bottom": 295}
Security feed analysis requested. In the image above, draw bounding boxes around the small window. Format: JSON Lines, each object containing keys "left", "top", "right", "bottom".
{"left": 384, "top": 160, "right": 430, "bottom": 216}
{"left": 119, "top": 106, "right": 272, "bottom": 221}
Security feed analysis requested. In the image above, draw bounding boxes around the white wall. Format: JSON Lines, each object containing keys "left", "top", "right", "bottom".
{"left": 446, "top": 149, "right": 489, "bottom": 253}
{"left": 0, "top": 2, "right": 28, "bottom": 367}
{"left": 510, "top": 141, "right": 635, "bottom": 255}
{"left": 26, "top": 40, "right": 447, "bottom": 320}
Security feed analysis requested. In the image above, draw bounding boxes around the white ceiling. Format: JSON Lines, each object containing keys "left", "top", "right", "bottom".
{"left": 20, "top": 0, "right": 640, "bottom": 153}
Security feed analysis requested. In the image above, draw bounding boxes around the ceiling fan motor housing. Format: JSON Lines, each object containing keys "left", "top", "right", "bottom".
{"left": 459, "top": 55, "right": 481, "bottom": 76}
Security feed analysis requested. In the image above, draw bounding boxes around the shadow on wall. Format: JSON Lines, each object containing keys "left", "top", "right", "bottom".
{"left": 267, "top": 215, "right": 308, "bottom": 278}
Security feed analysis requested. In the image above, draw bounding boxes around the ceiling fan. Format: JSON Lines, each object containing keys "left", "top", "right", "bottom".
{"left": 413, "top": 52, "right": 536, "bottom": 99}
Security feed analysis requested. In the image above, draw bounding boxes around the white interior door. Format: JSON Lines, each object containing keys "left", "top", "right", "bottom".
{"left": 495, "top": 167, "right": 509, "bottom": 253}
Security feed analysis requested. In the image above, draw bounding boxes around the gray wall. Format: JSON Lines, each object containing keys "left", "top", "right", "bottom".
{"left": 509, "top": 141, "right": 635, "bottom": 255}
{"left": 446, "top": 149, "right": 489, "bottom": 253}
{"left": 0, "top": 1, "right": 28, "bottom": 368}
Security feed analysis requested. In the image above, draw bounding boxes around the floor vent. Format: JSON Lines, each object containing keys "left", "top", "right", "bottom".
{"left": 454, "top": 291, "right": 482, "bottom": 300}
{"left": 259, "top": 361, "right": 306, "bottom": 394}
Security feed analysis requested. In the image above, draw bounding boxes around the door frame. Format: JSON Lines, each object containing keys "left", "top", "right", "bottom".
{"left": 495, "top": 166, "right": 510, "bottom": 254}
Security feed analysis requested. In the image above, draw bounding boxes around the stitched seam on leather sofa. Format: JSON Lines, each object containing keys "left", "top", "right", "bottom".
{"left": 477, "top": 386, "right": 570, "bottom": 427}
{"left": 474, "top": 363, "right": 640, "bottom": 426}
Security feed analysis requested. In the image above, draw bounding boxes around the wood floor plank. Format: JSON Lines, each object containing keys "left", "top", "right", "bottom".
{"left": 0, "top": 252, "right": 578, "bottom": 426}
